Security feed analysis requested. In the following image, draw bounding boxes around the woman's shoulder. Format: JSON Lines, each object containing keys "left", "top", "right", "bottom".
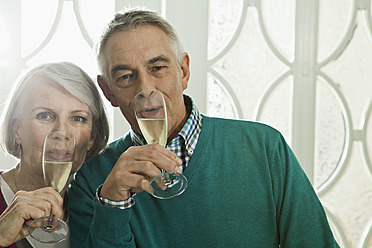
{"left": 0, "top": 169, "right": 16, "bottom": 191}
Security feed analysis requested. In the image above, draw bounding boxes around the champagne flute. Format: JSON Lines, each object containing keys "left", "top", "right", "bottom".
{"left": 28, "top": 131, "right": 76, "bottom": 243}
{"left": 133, "top": 89, "right": 188, "bottom": 199}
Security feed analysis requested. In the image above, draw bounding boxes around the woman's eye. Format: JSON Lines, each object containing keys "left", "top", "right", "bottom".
{"left": 37, "top": 112, "right": 53, "bottom": 120}
{"left": 72, "top": 116, "right": 87, "bottom": 122}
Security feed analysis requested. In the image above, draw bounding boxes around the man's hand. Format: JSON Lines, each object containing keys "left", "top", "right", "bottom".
{"left": 100, "top": 144, "right": 182, "bottom": 201}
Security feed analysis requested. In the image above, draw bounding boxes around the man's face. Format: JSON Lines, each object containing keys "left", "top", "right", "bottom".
{"left": 99, "top": 25, "right": 190, "bottom": 139}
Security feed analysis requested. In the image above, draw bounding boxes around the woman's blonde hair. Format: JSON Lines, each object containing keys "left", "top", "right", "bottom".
{"left": 0, "top": 61, "right": 109, "bottom": 159}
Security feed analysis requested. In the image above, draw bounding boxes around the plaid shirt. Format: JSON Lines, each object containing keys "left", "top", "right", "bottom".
{"left": 97, "top": 95, "right": 202, "bottom": 209}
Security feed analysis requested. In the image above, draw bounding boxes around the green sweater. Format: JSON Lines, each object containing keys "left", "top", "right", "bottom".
{"left": 68, "top": 116, "right": 339, "bottom": 247}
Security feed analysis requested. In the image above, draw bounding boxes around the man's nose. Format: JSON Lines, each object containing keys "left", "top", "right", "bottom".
{"left": 137, "top": 72, "right": 155, "bottom": 92}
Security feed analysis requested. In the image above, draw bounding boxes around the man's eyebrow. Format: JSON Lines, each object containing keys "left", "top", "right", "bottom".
{"left": 110, "top": 56, "right": 171, "bottom": 77}
{"left": 111, "top": 64, "right": 132, "bottom": 78}
{"left": 147, "top": 55, "right": 170, "bottom": 65}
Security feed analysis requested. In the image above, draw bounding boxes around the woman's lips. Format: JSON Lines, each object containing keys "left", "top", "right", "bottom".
{"left": 46, "top": 149, "right": 73, "bottom": 160}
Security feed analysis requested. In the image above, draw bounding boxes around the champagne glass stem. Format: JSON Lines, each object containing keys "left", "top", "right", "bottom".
{"left": 43, "top": 214, "right": 55, "bottom": 230}
{"left": 133, "top": 89, "right": 187, "bottom": 198}
{"left": 162, "top": 170, "right": 172, "bottom": 186}
{"left": 28, "top": 131, "right": 75, "bottom": 243}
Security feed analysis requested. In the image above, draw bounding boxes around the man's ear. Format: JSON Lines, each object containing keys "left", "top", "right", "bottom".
{"left": 180, "top": 53, "right": 190, "bottom": 91}
{"left": 97, "top": 75, "right": 119, "bottom": 107}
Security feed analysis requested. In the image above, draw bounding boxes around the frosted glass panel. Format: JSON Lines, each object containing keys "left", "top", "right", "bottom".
{"left": 365, "top": 100, "right": 372, "bottom": 175}
{"left": 26, "top": 2, "right": 96, "bottom": 75}
{"left": 21, "top": 0, "right": 59, "bottom": 57}
{"left": 78, "top": 0, "right": 115, "bottom": 44}
{"left": 257, "top": 77, "right": 292, "bottom": 142}
{"left": 317, "top": 0, "right": 353, "bottom": 62}
{"left": 210, "top": 7, "right": 288, "bottom": 123}
{"left": 322, "top": 13, "right": 372, "bottom": 129}
{"left": 317, "top": 6, "right": 372, "bottom": 248}
{"left": 321, "top": 145, "right": 372, "bottom": 247}
{"left": 261, "top": 0, "right": 296, "bottom": 62}
{"left": 207, "top": 73, "right": 238, "bottom": 119}
{"left": 314, "top": 78, "right": 346, "bottom": 188}
{"left": 207, "top": 0, "right": 243, "bottom": 59}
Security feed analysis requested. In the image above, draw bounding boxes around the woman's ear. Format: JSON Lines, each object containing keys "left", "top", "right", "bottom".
{"left": 87, "top": 132, "right": 96, "bottom": 151}
{"left": 12, "top": 120, "right": 22, "bottom": 146}
{"left": 97, "top": 75, "right": 119, "bottom": 107}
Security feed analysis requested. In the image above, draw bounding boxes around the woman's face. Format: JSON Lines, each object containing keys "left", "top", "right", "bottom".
{"left": 13, "top": 75, "right": 94, "bottom": 174}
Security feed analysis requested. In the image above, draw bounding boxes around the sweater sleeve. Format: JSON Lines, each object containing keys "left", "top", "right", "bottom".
{"left": 271, "top": 134, "right": 339, "bottom": 248}
{"left": 68, "top": 136, "right": 137, "bottom": 248}
{"left": 68, "top": 172, "right": 136, "bottom": 248}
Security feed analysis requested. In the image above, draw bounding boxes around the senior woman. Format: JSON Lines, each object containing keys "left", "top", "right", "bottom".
{"left": 0, "top": 62, "right": 109, "bottom": 248}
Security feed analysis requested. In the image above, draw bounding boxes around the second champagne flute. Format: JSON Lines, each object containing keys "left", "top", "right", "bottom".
{"left": 28, "top": 131, "right": 76, "bottom": 243}
{"left": 133, "top": 89, "right": 188, "bottom": 199}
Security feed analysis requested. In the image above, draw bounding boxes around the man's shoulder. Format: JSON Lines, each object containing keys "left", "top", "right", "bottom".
{"left": 71, "top": 135, "right": 133, "bottom": 192}
{"left": 79, "top": 135, "right": 132, "bottom": 174}
{"left": 204, "top": 115, "right": 281, "bottom": 136}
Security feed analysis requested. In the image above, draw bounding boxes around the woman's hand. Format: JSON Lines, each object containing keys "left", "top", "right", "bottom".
{"left": 0, "top": 187, "right": 63, "bottom": 246}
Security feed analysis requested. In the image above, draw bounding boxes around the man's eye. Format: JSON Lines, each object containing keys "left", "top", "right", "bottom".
{"left": 152, "top": 66, "right": 165, "bottom": 71}
{"left": 37, "top": 112, "right": 53, "bottom": 120}
{"left": 115, "top": 73, "right": 134, "bottom": 88}
{"left": 118, "top": 74, "right": 132, "bottom": 81}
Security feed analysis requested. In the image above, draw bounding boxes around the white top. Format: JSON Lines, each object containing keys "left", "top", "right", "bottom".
{"left": 0, "top": 175, "right": 71, "bottom": 248}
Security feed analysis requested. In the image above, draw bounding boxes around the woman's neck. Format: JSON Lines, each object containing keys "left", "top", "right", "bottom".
{"left": 2, "top": 163, "right": 45, "bottom": 193}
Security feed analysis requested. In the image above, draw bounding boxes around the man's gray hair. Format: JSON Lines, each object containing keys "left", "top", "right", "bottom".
{"left": 96, "top": 7, "right": 185, "bottom": 81}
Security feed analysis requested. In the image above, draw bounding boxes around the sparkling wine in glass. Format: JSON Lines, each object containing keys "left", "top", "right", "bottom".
{"left": 28, "top": 131, "right": 76, "bottom": 243}
{"left": 133, "top": 89, "right": 187, "bottom": 199}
